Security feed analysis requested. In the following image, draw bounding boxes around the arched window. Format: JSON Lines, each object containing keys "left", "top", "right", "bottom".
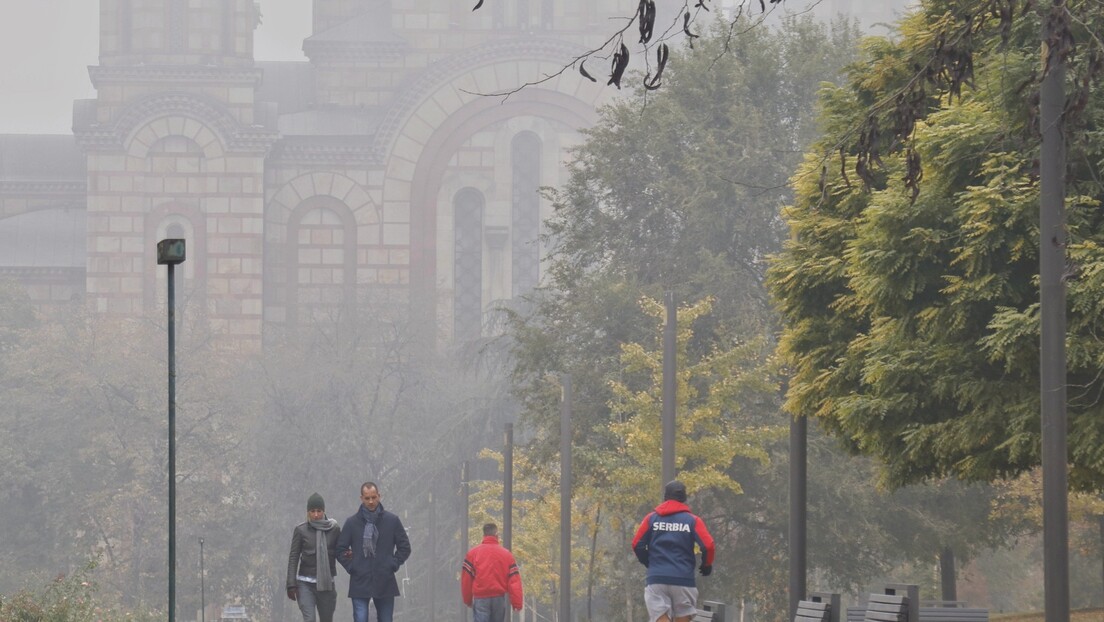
{"left": 453, "top": 188, "right": 485, "bottom": 340}
{"left": 492, "top": 0, "right": 550, "bottom": 29}
{"left": 511, "top": 132, "right": 541, "bottom": 297}
{"left": 168, "top": 0, "right": 188, "bottom": 52}
{"left": 151, "top": 213, "right": 204, "bottom": 312}
{"left": 118, "top": 0, "right": 132, "bottom": 53}
{"left": 289, "top": 201, "right": 355, "bottom": 326}
{"left": 222, "top": 0, "right": 235, "bottom": 54}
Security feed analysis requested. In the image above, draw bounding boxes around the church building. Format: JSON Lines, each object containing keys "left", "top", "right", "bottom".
{"left": 0, "top": 0, "right": 913, "bottom": 348}
{"left": 0, "top": 0, "right": 613, "bottom": 348}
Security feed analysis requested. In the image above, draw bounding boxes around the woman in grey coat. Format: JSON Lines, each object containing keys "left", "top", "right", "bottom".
{"left": 287, "top": 493, "right": 342, "bottom": 622}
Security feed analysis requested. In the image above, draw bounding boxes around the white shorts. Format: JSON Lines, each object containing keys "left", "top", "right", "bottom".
{"left": 644, "top": 583, "right": 698, "bottom": 622}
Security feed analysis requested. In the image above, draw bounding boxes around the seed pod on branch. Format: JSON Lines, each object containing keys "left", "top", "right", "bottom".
{"left": 638, "top": 0, "right": 656, "bottom": 44}
{"left": 644, "top": 43, "right": 670, "bottom": 90}
{"left": 608, "top": 43, "right": 630, "bottom": 89}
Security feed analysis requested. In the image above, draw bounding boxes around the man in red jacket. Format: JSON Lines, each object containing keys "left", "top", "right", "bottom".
{"left": 461, "top": 523, "right": 524, "bottom": 621}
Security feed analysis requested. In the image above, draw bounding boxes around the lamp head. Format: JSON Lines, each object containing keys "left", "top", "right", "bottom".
{"left": 157, "top": 239, "right": 186, "bottom": 265}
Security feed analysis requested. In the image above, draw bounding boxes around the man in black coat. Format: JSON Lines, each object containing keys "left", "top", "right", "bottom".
{"left": 336, "top": 482, "right": 412, "bottom": 622}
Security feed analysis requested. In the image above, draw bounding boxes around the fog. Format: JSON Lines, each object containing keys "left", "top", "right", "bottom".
{"left": 0, "top": 1, "right": 1086, "bottom": 621}
{"left": 0, "top": 0, "right": 311, "bottom": 133}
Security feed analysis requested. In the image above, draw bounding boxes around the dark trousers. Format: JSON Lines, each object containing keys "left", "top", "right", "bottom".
{"left": 295, "top": 580, "right": 337, "bottom": 622}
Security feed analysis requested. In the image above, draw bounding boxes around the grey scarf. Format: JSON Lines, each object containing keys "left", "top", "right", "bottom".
{"left": 358, "top": 504, "right": 382, "bottom": 558}
{"left": 310, "top": 518, "right": 338, "bottom": 591}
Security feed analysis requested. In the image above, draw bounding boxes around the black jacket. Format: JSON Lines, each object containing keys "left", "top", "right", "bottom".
{"left": 287, "top": 520, "right": 341, "bottom": 589}
{"left": 336, "top": 505, "right": 412, "bottom": 598}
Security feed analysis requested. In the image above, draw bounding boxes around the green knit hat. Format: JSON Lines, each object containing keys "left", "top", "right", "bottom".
{"left": 307, "top": 492, "right": 325, "bottom": 511}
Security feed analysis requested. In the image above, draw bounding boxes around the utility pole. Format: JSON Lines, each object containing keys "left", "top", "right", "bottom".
{"left": 661, "top": 291, "right": 677, "bottom": 488}
{"left": 788, "top": 412, "right": 806, "bottom": 619}
{"left": 560, "top": 376, "right": 572, "bottom": 622}
{"left": 157, "top": 238, "right": 185, "bottom": 622}
{"left": 1039, "top": 3, "right": 1070, "bottom": 621}
{"left": 504, "top": 423, "right": 514, "bottom": 551}
{"left": 461, "top": 461, "right": 470, "bottom": 622}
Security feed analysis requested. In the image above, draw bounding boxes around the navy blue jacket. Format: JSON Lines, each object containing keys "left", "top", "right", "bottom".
{"left": 631, "top": 500, "right": 715, "bottom": 587}
{"left": 336, "top": 504, "right": 412, "bottom": 598}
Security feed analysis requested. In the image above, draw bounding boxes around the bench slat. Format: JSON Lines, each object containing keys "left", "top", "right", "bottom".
{"left": 798, "top": 602, "right": 830, "bottom": 612}
{"left": 867, "top": 603, "right": 908, "bottom": 615}
{"left": 868, "top": 594, "right": 908, "bottom": 606}
{"left": 864, "top": 612, "right": 905, "bottom": 622}
{"left": 918, "top": 614, "right": 987, "bottom": 622}
{"left": 796, "top": 614, "right": 828, "bottom": 622}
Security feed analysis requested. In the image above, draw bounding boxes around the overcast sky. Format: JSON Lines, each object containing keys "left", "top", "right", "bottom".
{"left": 0, "top": 1, "right": 312, "bottom": 134}
{"left": 0, "top": 1, "right": 912, "bottom": 135}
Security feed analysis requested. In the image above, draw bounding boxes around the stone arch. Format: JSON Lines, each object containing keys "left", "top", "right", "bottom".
{"left": 267, "top": 171, "right": 378, "bottom": 236}
{"left": 374, "top": 40, "right": 606, "bottom": 332}
{"left": 126, "top": 114, "right": 227, "bottom": 161}
{"left": 375, "top": 37, "right": 595, "bottom": 153}
{"left": 264, "top": 171, "right": 379, "bottom": 326}
{"left": 143, "top": 201, "right": 207, "bottom": 312}
{"left": 114, "top": 92, "right": 242, "bottom": 158}
{"left": 397, "top": 86, "right": 600, "bottom": 327}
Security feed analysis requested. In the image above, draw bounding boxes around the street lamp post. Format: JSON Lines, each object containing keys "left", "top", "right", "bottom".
{"left": 157, "top": 238, "right": 185, "bottom": 622}
{"left": 662, "top": 292, "right": 676, "bottom": 488}
{"left": 199, "top": 537, "right": 206, "bottom": 622}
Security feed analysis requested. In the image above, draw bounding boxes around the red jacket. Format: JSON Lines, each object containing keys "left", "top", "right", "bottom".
{"left": 461, "top": 536, "right": 524, "bottom": 610}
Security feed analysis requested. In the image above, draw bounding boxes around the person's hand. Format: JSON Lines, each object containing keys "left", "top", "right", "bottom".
{"left": 342, "top": 550, "right": 353, "bottom": 560}
{"left": 287, "top": 586, "right": 298, "bottom": 601}
{"left": 699, "top": 564, "right": 712, "bottom": 577}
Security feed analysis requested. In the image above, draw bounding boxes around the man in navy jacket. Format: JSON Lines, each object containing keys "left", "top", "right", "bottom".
{"left": 336, "top": 482, "right": 412, "bottom": 622}
{"left": 631, "top": 480, "right": 715, "bottom": 622}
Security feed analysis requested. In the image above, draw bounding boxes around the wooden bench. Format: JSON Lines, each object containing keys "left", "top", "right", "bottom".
{"left": 795, "top": 592, "right": 840, "bottom": 622}
{"left": 847, "top": 584, "right": 919, "bottom": 622}
{"left": 692, "top": 600, "right": 726, "bottom": 622}
{"left": 864, "top": 592, "right": 909, "bottom": 622}
{"left": 917, "top": 605, "right": 988, "bottom": 622}
{"left": 851, "top": 593, "right": 988, "bottom": 622}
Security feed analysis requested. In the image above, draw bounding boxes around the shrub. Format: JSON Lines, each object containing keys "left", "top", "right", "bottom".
{"left": 0, "top": 559, "right": 161, "bottom": 622}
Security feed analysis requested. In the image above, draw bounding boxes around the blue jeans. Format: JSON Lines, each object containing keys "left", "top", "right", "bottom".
{"left": 352, "top": 596, "right": 394, "bottom": 622}
{"left": 472, "top": 595, "right": 508, "bottom": 622}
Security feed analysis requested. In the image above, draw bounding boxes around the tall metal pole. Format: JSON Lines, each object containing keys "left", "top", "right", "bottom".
{"left": 560, "top": 376, "right": 572, "bottom": 622}
{"left": 461, "top": 461, "right": 470, "bottom": 622}
{"left": 429, "top": 491, "right": 437, "bottom": 622}
{"left": 662, "top": 292, "right": 677, "bottom": 488}
{"left": 199, "top": 537, "right": 205, "bottom": 622}
{"left": 1040, "top": 4, "right": 1070, "bottom": 621}
{"left": 788, "top": 414, "right": 807, "bottom": 620}
{"left": 167, "top": 262, "right": 177, "bottom": 622}
{"left": 504, "top": 423, "right": 514, "bottom": 551}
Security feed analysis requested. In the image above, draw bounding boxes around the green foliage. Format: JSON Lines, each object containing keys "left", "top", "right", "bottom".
{"left": 768, "top": 2, "right": 1104, "bottom": 490}
{"left": 0, "top": 278, "right": 36, "bottom": 355}
{"left": 0, "top": 308, "right": 262, "bottom": 613}
{"left": 606, "top": 296, "right": 782, "bottom": 500}
{"left": 511, "top": 12, "right": 861, "bottom": 474}
{"left": 500, "top": 22, "right": 856, "bottom": 608}
{"left": 0, "top": 559, "right": 160, "bottom": 622}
